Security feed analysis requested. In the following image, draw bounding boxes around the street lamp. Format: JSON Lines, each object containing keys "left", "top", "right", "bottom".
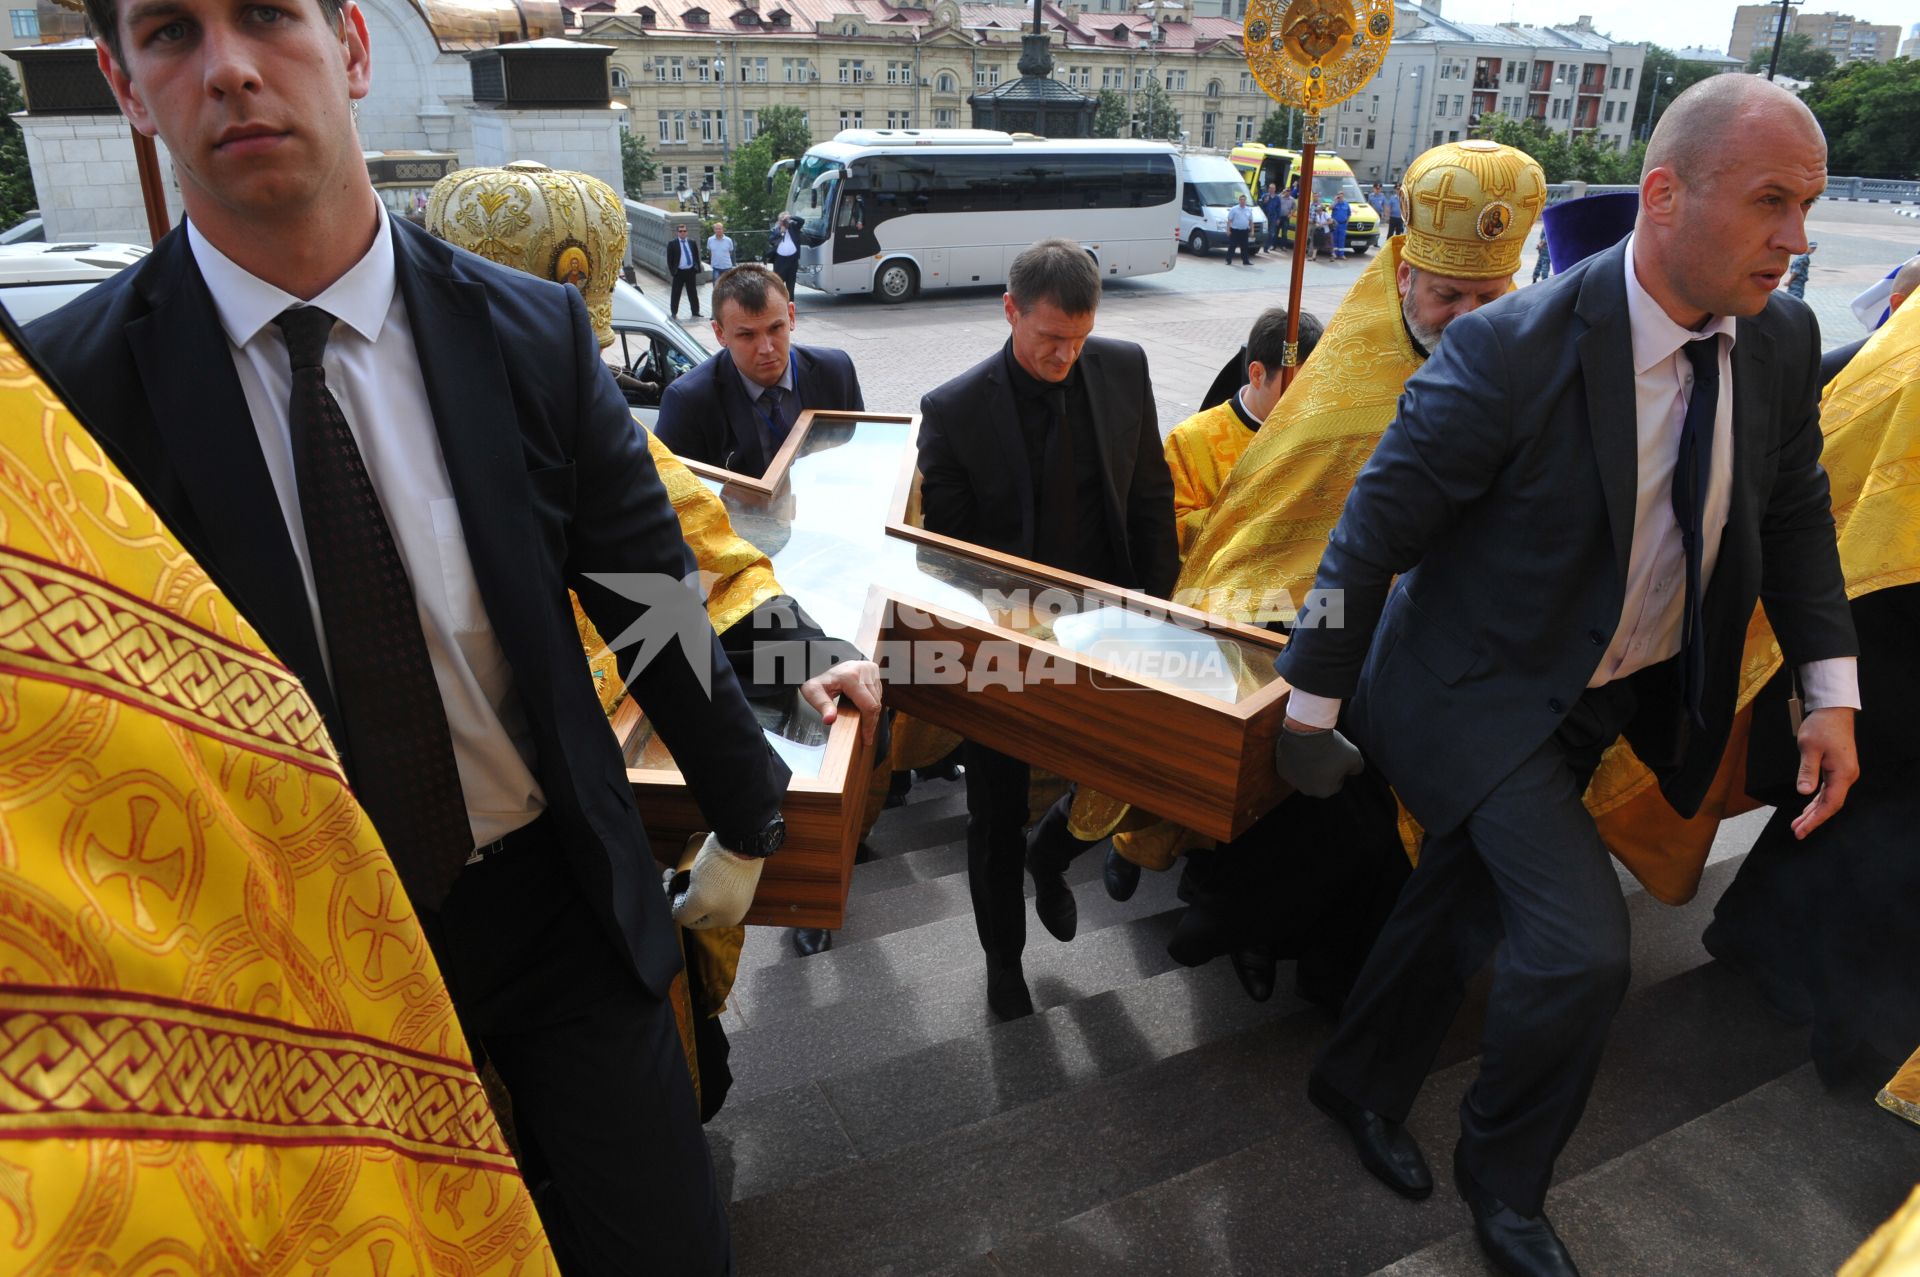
{"left": 711, "top": 46, "right": 732, "bottom": 163}
{"left": 1766, "top": 0, "right": 1804, "bottom": 81}
{"left": 1643, "top": 71, "right": 1674, "bottom": 141}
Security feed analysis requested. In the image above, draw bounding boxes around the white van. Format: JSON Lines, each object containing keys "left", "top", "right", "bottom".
{"left": 1175, "top": 152, "right": 1267, "bottom": 257}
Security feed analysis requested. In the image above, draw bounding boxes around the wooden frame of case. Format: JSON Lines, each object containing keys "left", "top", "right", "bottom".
{"left": 617, "top": 410, "right": 1293, "bottom": 928}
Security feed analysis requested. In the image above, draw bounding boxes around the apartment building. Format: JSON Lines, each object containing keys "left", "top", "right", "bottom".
{"left": 574, "top": 0, "right": 1287, "bottom": 198}
{"left": 1728, "top": 6, "right": 1902, "bottom": 65}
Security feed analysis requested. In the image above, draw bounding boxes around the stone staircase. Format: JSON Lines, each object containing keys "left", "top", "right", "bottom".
{"left": 710, "top": 778, "right": 1918, "bottom": 1276}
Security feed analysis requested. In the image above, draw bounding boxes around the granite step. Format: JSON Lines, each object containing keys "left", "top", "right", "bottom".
{"left": 721, "top": 856, "right": 1777, "bottom": 1276}
{"left": 727, "top": 851, "right": 1183, "bottom": 1033}
{"left": 1370, "top": 1064, "right": 1917, "bottom": 1277}
{"left": 723, "top": 903, "right": 1190, "bottom": 1106}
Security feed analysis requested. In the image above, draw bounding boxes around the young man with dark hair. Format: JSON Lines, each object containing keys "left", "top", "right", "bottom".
{"left": 26, "top": 0, "right": 793, "bottom": 1270}
{"left": 915, "top": 237, "right": 1178, "bottom": 1020}
{"left": 655, "top": 262, "right": 864, "bottom": 475}
{"left": 1164, "top": 306, "right": 1324, "bottom": 558}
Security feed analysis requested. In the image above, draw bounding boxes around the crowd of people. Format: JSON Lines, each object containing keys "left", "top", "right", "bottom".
{"left": 1, "top": 0, "right": 1915, "bottom": 1270}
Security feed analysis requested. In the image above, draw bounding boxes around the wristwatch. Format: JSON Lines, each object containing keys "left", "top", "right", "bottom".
{"left": 727, "top": 812, "right": 787, "bottom": 858}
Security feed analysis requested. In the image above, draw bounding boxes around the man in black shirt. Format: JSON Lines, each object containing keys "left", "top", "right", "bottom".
{"left": 916, "top": 239, "right": 1179, "bottom": 1019}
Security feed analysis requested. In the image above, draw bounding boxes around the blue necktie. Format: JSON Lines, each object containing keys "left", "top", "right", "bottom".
{"left": 760, "top": 385, "right": 788, "bottom": 443}
{"left": 1672, "top": 337, "right": 1719, "bottom": 727}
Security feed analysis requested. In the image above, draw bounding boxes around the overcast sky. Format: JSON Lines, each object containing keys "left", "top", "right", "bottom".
{"left": 1430, "top": 1, "right": 1917, "bottom": 55}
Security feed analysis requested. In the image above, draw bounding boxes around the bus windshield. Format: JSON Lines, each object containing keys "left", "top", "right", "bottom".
{"left": 785, "top": 154, "right": 842, "bottom": 242}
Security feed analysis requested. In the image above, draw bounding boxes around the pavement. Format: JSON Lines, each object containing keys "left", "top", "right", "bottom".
{"left": 760, "top": 198, "right": 1920, "bottom": 433}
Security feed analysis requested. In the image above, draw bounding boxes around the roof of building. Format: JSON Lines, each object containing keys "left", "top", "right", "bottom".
{"left": 1391, "top": 2, "right": 1635, "bottom": 53}
{"left": 1673, "top": 45, "right": 1744, "bottom": 65}
{"left": 572, "top": 0, "right": 1250, "bottom": 52}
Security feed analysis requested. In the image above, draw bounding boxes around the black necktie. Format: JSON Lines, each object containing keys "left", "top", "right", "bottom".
{"left": 759, "top": 384, "right": 788, "bottom": 444}
{"left": 1672, "top": 337, "right": 1719, "bottom": 727}
{"left": 1034, "top": 384, "right": 1079, "bottom": 566}
{"left": 276, "top": 305, "right": 472, "bottom": 909}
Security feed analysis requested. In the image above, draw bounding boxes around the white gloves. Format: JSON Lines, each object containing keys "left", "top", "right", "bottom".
{"left": 670, "top": 833, "right": 764, "bottom": 929}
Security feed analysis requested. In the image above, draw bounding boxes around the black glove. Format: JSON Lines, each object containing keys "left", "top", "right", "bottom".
{"left": 1274, "top": 724, "right": 1363, "bottom": 798}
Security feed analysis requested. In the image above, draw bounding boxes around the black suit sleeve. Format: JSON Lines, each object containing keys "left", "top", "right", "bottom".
{"left": 1757, "top": 306, "right": 1857, "bottom": 667}
{"left": 916, "top": 382, "right": 976, "bottom": 543}
{"left": 653, "top": 373, "right": 702, "bottom": 459}
{"left": 1275, "top": 307, "right": 1514, "bottom": 699}
{"left": 558, "top": 288, "right": 789, "bottom": 842}
{"left": 841, "top": 350, "right": 866, "bottom": 412}
{"left": 720, "top": 595, "right": 865, "bottom": 698}
{"left": 1123, "top": 347, "right": 1179, "bottom": 599}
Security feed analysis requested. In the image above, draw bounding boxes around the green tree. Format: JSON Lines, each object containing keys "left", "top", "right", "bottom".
{"left": 1633, "top": 46, "right": 1719, "bottom": 141}
{"left": 1131, "top": 78, "right": 1179, "bottom": 140}
{"left": 620, "top": 129, "right": 657, "bottom": 201}
{"left": 1257, "top": 110, "right": 1296, "bottom": 148}
{"left": 1473, "top": 113, "right": 1645, "bottom": 184}
{"left": 714, "top": 104, "right": 814, "bottom": 257}
{"left": 1744, "top": 32, "right": 1838, "bottom": 82}
{"left": 0, "top": 68, "right": 35, "bottom": 232}
{"left": 1802, "top": 58, "right": 1920, "bottom": 177}
{"left": 1092, "top": 89, "right": 1129, "bottom": 139}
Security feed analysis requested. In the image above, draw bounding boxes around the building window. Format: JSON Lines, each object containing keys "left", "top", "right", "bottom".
{"left": 839, "top": 109, "right": 864, "bottom": 131}
{"left": 9, "top": 7, "right": 36, "bottom": 36}
{"left": 698, "top": 111, "right": 726, "bottom": 143}
{"left": 1165, "top": 69, "right": 1186, "bottom": 91}
{"left": 741, "top": 109, "right": 757, "bottom": 141}
{"left": 1133, "top": 67, "right": 1147, "bottom": 89}
{"left": 1202, "top": 111, "right": 1216, "bottom": 147}
{"left": 1234, "top": 114, "right": 1254, "bottom": 141}
{"left": 1365, "top": 127, "right": 1376, "bottom": 148}
{"left": 694, "top": 57, "right": 712, "bottom": 82}
{"left": 1069, "top": 65, "right": 1091, "bottom": 89}
{"left": 662, "top": 165, "right": 689, "bottom": 193}
{"left": 935, "top": 108, "right": 957, "bottom": 127}
{"left": 887, "top": 60, "right": 912, "bottom": 84}
{"left": 838, "top": 59, "right": 865, "bottom": 83}
{"left": 1623, "top": 67, "right": 1635, "bottom": 90}
{"left": 610, "top": 66, "right": 629, "bottom": 91}
{"left": 1603, "top": 101, "right": 1614, "bottom": 122}
{"left": 784, "top": 57, "right": 811, "bottom": 82}
{"left": 1104, "top": 66, "right": 1124, "bottom": 90}
{"left": 1448, "top": 129, "right": 1460, "bottom": 142}
{"left": 937, "top": 70, "right": 958, "bottom": 93}
{"left": 977, "top": 64, "right": 1003, "bottom": 87}
{"left": 1240, "top": 70, "right": 1255, "bottom": 93}
{"left": 888, "top": 109, "right": 912, "bottom": 129}
{"left": 1609, "top": 66, "right": 1621, "bottom": 88}
{"left": 1432, "top": 129, "right": 1444, "bottom": 146}
{"left": 702, "top": 165, "right": 717, "bottom": 189}
{"left": 1453, "top": 94, "right": 1464, "bottom": 117}
{"left": 656, "top": 56, "right": 683, "bottom": 82}
{"left": 657, "top": 109, "right": 687, "bottom": 144}
{"left": 742, "top": 56, "right": 768, "bottom": 82}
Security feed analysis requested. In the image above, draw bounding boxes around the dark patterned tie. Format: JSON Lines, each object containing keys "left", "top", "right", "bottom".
{"left": 276, "top": 305, "right": 472, "bottom": 908}
{"left": 759, "top": 384, "right": 788, "bottom": 444}
{"left": 1672, "top": 337, "right": 1719, "bottom": 728}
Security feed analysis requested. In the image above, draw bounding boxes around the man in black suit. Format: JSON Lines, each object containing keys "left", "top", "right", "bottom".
{"left": 28, "top": 0, "right": 794, "bottom": 1270}
{"left": 667, "top": 220, "right": 703, "bottom": 319}
{"left": 656, "top": 264, "right": 864, "bottom": 476}
{"left": 1821, "top": 253, "right": 1920, "bottom": 387}
{"left": 917, "top": 238, "right": 1179, "bottom": 1020}
{"left": 1274, "top": 78, "right": 1859, "bottom": 1276}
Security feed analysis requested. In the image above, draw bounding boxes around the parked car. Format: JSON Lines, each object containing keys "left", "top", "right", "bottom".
{"left": 606, "top": 277, "right": 712, "bottom": 427}
{"left": 0, "top": 242, "right": 150, "bottom": 325}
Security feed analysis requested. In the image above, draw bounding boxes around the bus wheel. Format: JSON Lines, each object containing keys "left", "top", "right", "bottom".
{"left": 1187, "top": 230, "right": 1211, "bottom": 257}
{"left": 875, "top": 260, "right": 918, "bottom": 303}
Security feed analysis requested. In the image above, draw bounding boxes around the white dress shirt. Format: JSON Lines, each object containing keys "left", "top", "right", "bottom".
{"left": 188, "top": 215, "right": 547, "bottom": 847}
{"left": 1287, "top": 234, "right": 1857, "bottom": 730}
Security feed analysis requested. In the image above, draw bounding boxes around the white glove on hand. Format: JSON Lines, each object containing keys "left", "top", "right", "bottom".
{"left": 671, "top": 833, "right": 764, "bottom": 930}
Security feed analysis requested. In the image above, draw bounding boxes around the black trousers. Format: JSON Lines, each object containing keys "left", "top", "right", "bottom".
{"left": 421, "top": 823, "right": 731, "bottom": 1276}
{"left": 1227, "top": 227, "right": 1253, "bottom": 264}
{"left": 670, "top": 266, "right": 702, "bottom": 317}
{"left": 1314, "top": 678, "right": 1639, "bottom": 1218}
{"left": 771, "top": 254, "right": 798, "bottom": 296}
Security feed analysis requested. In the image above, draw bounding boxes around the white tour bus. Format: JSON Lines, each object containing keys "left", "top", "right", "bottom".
{"left": 770, "top": 130, "right": 1180, "bottom": 303}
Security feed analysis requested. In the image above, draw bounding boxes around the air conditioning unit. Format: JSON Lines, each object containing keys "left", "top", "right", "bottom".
{"left": 810, "top": 69, "right": 821, "bottom": 80}
{"left": 865, "top": 69, "right": 876, "bottom": 81}
{"left": 643, "top": 58, "right": 656, "bottom": 69}
{"left": 921, "top": 76, "right": 931, "bottom": 87}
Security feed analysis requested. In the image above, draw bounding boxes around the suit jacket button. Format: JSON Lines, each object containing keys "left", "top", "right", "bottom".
{"left": 1548, "top": 698, "right": 1565, "bottom": 714}
{"left": 1588, "top": 629, "right": 1606, "bottom": 645}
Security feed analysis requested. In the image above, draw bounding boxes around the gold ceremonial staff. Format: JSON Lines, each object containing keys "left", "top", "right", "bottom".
{"left": 1242, "top": 0, "right": 1394, "bottom": 387}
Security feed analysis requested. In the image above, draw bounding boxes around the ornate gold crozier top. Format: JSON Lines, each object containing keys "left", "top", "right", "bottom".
{"left": 1241, "top": 0, "right": 1394, "bottom": 113}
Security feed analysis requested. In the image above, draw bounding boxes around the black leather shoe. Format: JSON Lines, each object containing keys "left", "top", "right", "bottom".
{"left": 792, "top": 928, "right": 833, "bottom": 956}
{"left": 1307, "top": 1073, "right": 1433, "bottom": 1200}
{"left": 1103, "top": 846, "right": 1141, "bottom": 901}
{"left": 1030, "top": 870, "right": 1077, "bottom": 942}
{"left": 1167, "top": 906, "right": 1235, "bottom": 968}
{"left": 1230, "top": 947, "right": 1277, "bottom": 1002}
{"left": 1455, "top": 1146, "right": 1581, "bottom": 1276}
{"left": 885, "top": 770, "right": 912, "bottom": 808}
{"left": 987, "top": 964, "right": 1034, "bottom": 1021}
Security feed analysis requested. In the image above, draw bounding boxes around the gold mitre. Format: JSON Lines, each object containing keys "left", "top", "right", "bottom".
{"left": 425, "top": 159, "right": 627, "bottom": 347}
{"left": 1399, "top": 140, "right": 1547, "bottom": 281}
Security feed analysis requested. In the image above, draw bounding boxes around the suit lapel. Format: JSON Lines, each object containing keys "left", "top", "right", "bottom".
{"left": 1724, "top": 316, "right": 1772, "bottom": 578}
{"left": 1074, "top": 342, "right": 1128, "bottom": 552}
{"left": 124, "top": 230, "right": 339, "bottom": 725}
{"left": 1574, "top": 242, "right": 1638, "bottom": 590}
{"left": 980, "top": 358, "right": 1035, "bottom": 553}
{"left": 715, "top": 349, "right": 769, "bottom": 473}
{"left": 390, "top": 220, "right": 556, "bottom": 713}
